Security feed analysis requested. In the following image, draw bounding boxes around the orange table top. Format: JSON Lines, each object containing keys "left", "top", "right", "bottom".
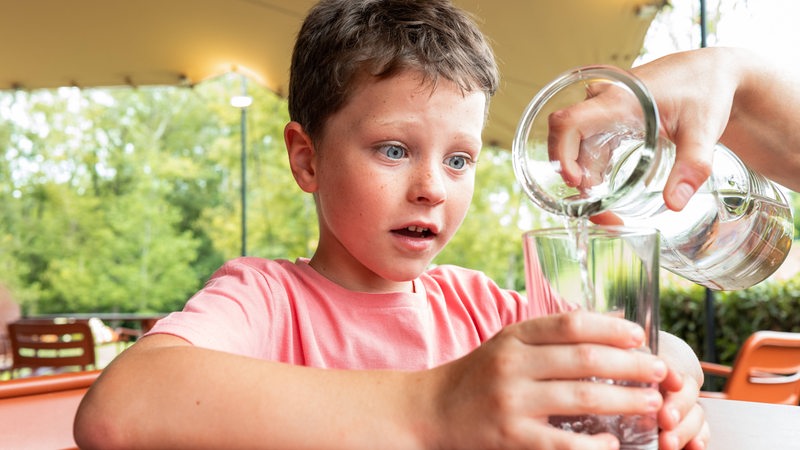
{"left": 0, "top": 370, "right": 99, "bottom": 450}
{"left": 0, "top": 387, "right": 86, "bottom": 449}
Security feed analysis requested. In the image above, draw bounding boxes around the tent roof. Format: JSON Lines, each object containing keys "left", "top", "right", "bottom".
{"left": 0, "top": 0, "right": 659, "bottom": 149}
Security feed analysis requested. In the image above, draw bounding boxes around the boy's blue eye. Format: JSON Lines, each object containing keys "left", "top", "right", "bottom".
{"left": 445, "top": 155, "right": 470, "bottom": 170}
{"left": 380, "top": 144, "right": 406, "bottom": 160}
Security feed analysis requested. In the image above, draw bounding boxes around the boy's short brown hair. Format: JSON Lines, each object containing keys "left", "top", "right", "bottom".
{"left": 288, "top": 0, "right": 499, "bottom": 141}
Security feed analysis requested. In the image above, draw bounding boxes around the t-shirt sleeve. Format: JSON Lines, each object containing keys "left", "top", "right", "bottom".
{"left": 145, "top": 259, "right": 278, "bottom": 358}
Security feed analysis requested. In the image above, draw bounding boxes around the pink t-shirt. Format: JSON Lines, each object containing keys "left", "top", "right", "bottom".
{"left": 148, "top": 257, "right": 568, "bottom": 370}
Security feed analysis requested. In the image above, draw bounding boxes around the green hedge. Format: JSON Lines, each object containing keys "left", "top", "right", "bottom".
{"left": 660, "top": 274, "right": 800, "bottom": 366}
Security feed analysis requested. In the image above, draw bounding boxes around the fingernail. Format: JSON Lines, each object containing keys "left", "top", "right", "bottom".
{"left": 670, "top": 407, "right": 681, "bottom": 425}
{"left": 630, "top": 326, "right": 645, "bottom": 346}
{"left": 653, "top": 360, "right": 667, "bottom": 379}
{"left": 672, "top": 182, "right": 694, "bottom": 210}
{"left": 646, "top": 391, "right": 662, "bottom": 410}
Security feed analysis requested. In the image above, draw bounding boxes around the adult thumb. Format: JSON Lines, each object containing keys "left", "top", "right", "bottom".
{"left": 662, "top": 133, "right": 715, "bottom": 211}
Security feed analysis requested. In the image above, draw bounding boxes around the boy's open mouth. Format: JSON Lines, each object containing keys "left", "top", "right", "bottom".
{"left": 393, "top": 226, "right": 435, "bottom": 239}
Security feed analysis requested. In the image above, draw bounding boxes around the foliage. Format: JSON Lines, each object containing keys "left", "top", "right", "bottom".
{"left": 0, "top": 76, "right": 544, "bottom": 315}
{"left": 791, "top": 192, "right": 800, "bottom": 240}
{"left": 660, "top": 274, "right": 800, "bottom": 366}
{"left": 3, "top": 74, "right": 800, "bottom": 377}
{"left": 0, "top": 76, "right": 313, "bottom": 315}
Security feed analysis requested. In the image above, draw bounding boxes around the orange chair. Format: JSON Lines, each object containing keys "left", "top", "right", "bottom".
{"left": 6, "top": 319, "right": 97, "bottom": 378}
{"left": 700, "top": 330, "right": 800, "bottom": 405}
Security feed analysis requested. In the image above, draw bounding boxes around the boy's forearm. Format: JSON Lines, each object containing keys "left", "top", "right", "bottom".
{"left": 74, "top": 335, "right": 432, "bottom": 450}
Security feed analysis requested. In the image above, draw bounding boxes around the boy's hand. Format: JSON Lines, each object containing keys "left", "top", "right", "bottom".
{"left": 423, "top": 311, "right": 669, "bottom": 449}
{"left": 655, "top": 331, "right": 710, "bottom": 449}
{"left": 657, "top": 363, "right": 711, "bottom": 449}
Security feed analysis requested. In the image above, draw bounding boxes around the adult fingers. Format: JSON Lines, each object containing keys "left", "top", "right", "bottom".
{"left": 546, "top": 85, "right": 639, "bottom": 187}
{"left": 662, "top": 132, "right": 715, "bottom": 211}
{"left": 589, "top": 211, "right": 624, "bottom": 226}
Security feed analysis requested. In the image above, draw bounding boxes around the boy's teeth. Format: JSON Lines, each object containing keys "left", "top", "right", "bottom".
{"left": 407, "top": 226, "right": 428, "bottom": 233}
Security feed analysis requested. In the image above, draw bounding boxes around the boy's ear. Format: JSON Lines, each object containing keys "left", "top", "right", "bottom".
{"left": 284, "top": 121, "right": 318, "bottom": 193}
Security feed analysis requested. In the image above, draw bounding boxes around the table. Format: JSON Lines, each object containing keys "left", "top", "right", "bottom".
{"left": 700, "top": 397, "right": 800, "bottom": 450}
{"left": 27, "top": 312, "right": 167, "bottom": 333}
{"left": 0, "top": 370, "right": 100, "bottom": 450}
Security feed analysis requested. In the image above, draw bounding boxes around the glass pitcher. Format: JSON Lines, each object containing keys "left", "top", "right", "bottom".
{"left": 512, "top": 65, "right": 793, "bottom": 290}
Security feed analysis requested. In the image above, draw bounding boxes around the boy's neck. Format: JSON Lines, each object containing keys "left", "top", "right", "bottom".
{"left": 308, "top": 257, "right": 416, "bottom": 294}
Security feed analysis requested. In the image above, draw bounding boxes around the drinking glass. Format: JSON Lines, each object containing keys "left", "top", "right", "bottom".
{"left": 523, "top": 225, "right": 659, "bottom": 450}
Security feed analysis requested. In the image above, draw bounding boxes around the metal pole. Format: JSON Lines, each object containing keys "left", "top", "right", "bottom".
{"left": 699, "top": 0, "right": 718, "bottom": 365}
{"left": 240, "top": 77, "right": 248, "bottom": 257}
{"left": 700, "top": 0, "right": 708, "bottom": 49}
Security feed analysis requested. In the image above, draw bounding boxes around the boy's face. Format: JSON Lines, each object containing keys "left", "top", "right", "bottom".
{"left": 304, "top": 70, "right": 486, "bottom": 292}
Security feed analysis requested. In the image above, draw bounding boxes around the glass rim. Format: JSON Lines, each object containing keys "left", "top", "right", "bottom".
{"left": 512, "top": 65, "right": 660, "bottom": 216}
{"left": 523, "top": 224, "right": 659, "bottom": 239}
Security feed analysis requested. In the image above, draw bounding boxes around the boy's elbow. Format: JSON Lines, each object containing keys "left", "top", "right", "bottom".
{"left": 74, "top": 393, "right": 130, "bottom": 450}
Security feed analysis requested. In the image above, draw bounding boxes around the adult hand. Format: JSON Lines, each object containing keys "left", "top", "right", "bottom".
{"left": 630, "top": 48, "right": 739, "bottom": 211}
{"left": 424, "top": 311, "right": 669, "bottom": 449}
{"left": 546, "top": 48, "right": 743, "bottom": 215}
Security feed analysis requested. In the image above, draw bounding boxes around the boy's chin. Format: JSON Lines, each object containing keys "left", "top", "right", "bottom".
{"left": 381, "top": 259, "right": 434, "bottom": 282}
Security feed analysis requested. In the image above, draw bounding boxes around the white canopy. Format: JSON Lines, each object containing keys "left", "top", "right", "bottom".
{"left": 0, "top": 0, "right": 659, "bottom": 148}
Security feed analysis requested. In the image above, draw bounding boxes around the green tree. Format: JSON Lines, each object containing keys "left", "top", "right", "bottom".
{"left": 0, "top": 86, "right": 217, "bottom": 314}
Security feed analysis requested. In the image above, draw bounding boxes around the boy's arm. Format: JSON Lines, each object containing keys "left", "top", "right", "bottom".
{"left": 75, "top": 312, "right": 669, "bottom": 450}
{"left": 74, "top": 334, "right": 427, "bottom": 449}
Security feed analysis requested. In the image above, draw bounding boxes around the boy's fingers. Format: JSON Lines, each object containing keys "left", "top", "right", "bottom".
{"left": 531, "top": 380, "right": 662, "bottom": 417}
{"left": 659, "top": 402, "right": 708, "bottom": 450}
{"left": 520, "top": 344, "right": 666, "bottom": 383}
{"left": 515, "top": 311, "right": 646, "bottom": 348}
{"left": 659, "top": 373, "right": 698, "bottom": 431}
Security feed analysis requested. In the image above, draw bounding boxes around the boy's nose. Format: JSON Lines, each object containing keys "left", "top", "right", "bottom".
{"left": 409, "top": 163, "right": 446, "bottom": 205}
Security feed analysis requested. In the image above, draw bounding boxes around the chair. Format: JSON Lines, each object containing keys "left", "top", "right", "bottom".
{"left": 6, "top": 319, "right": 97, "bottom": 378}
{"left": 700, "top": 330, "right": 800, "bottom": 405}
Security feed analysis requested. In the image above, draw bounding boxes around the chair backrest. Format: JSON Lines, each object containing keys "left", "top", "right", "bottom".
{"left": 723, "top": 330, "right": 800, "bottom": 405}
{"left": 7, "top": 319, "right": 96, "bottom": 375}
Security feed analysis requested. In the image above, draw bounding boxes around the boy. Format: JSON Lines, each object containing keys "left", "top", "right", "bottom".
{"left": 75, "top": 1, "right": 707, "bottom": 448}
